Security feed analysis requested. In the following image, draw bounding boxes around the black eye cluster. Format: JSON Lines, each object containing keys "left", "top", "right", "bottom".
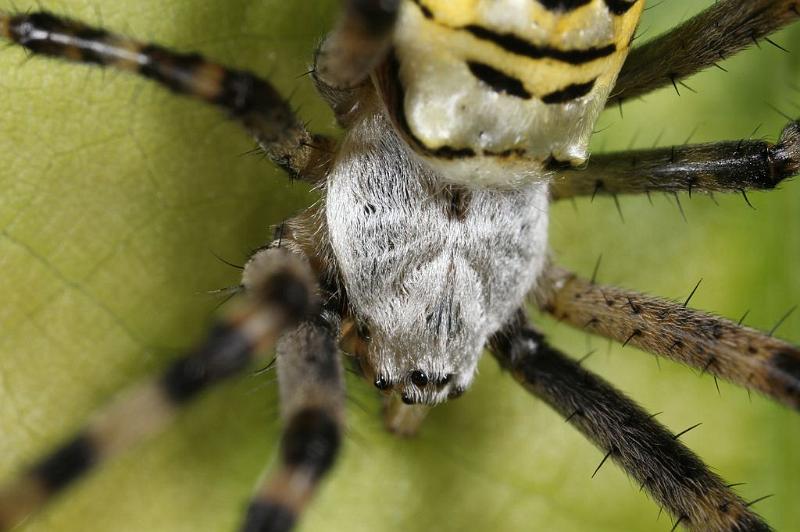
{"left": 374, "top": 370, "right": 454, "bottom": 390}
{"left": 409, "top": 370, "right": 453, "bottom": 388}
{"left": 374, "top": 370, "right": 462, "bottom": 404}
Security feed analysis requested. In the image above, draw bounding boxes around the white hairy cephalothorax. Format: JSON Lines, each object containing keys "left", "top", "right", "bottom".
{"left": 327, "top": 107, "right": 549, "bottom": 404}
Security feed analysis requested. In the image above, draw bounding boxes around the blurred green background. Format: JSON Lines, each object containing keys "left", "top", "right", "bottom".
{"left": 0, "top": 1, "right": 797, "bottom": 531}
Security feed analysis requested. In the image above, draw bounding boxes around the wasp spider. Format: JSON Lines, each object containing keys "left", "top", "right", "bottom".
{"left": 0, "top": 1, "right": 799, "bottom": 531}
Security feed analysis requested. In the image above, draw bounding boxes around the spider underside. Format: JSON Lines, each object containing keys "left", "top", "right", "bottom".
{"left": 1, "top": 1, "right": 800, "bottom": 532}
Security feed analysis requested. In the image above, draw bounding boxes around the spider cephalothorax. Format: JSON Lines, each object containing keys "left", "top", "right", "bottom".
{"left": 326, "top": 102, "right": 549, "bottom": 405}
{"left": 0, "top": 1, "right": 799, "bottom": 532}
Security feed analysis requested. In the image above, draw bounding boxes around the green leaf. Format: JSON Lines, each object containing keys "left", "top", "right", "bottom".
{"left": 0, "top": 1, "right": 798, "bottom": 531}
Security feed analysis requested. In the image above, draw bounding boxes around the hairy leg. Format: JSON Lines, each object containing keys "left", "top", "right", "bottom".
{"left": 241, "top": 318, "right": 345, "bottom": 532}
{"left": 609, "top": 0, "right": 800, "bottom": 105}
{"left": 0, "top": 11, "right": 334, "bottom": 180}
{"left": 0, "top": 248, "right": 317, "bottom": 531}
{"left": 314, "top": 0, "right": 400, "bottom": 91}
{"left": 551, "top": 120, "right": 800, "bottom": 201}
{"left": 533, "top": 264, "right": 800, "bottom": 410}
{"left": 490, "top": 313, "right": 771, "bottom": 532}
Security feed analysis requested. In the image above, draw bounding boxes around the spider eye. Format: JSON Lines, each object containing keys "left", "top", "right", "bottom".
{"left": 374, "top": 376, "right": 391, "bottom": 390}
{"left": 437, "top": 373, "right": 454, "bottom": 386}
{"left": 410, "top": 370, "right": 429, "bottom": 387}
{"left": 448, "top": 386, "right": 466, "bottom": 400}
{"left": 401, "top": 393, "right": 415, "bottom": 405}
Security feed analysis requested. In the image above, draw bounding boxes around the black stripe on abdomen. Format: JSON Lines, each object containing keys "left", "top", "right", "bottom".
{"left": 538, "top": 0, "right": 592, "bottom": 12}
{"left": 467, "top": 61, "right": 532, "bottom": 99}
{"left": 604, "top": 0, "right": 638, "bottom": 16}
{"left": 464, "top": 25, "right": 615, "bottom": 65}
{"left": 542, "top": 78, "right": 597, "bottom": 103}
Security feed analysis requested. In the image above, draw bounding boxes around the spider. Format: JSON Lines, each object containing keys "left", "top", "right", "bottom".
{"left": 0, "top": 1, "right": 796, "bottom": 524}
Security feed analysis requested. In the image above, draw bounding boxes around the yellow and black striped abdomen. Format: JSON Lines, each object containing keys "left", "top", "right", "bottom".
{"left": 387, "top": 0, "right": 643, "bottom": 185}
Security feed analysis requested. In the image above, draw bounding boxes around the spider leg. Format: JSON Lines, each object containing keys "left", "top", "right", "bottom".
{"left": 0, "top": 11, "right": 334, "bottom": 181}
{"left": 489, "top": 312, "right": 772, "bottom": 532}
{"left": 241, "top": 317, "right": 345, "bottom": 532}
{"left": 609, "top": 0, "right": 800, "bottom": 105}
{"left": 551, "top": 119, "right": 800, "bottom": 200}
{"left": 314, "top": 0, "right": 400, "bottom": 91}
{"left": 0, "top": 248, "right": 318, "bottom": 531}
{"left": 533, "top": 264, "right": 800, "bottom": 410}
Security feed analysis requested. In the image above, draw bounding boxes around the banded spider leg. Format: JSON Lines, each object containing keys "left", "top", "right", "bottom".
{"left": 0, "top": 2, "right": 396, "bottom": 531}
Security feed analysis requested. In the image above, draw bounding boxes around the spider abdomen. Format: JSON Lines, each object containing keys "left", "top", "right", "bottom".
{"left": 383, "top": 0, "right": 643, "bottom": 185}
{"left": 327, "top": 110, "right": 549, "bottom": 404}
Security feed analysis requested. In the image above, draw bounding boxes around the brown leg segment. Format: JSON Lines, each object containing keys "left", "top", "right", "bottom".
{"left": 0, "top": 11, "right": 334, "bottom": 181}
{"left": 314, "top": 0, "right": 400, "bottom": 91}
{"left": 551, "top": 120, "right": 800, "bottom": 201}
{"left": 0, "top": 248, "right": 318, "bottom": 531}
{"left": 609, "top": 0, "right": 800, "bottom": 105}
{"left": 533, "top": 264, "right": 800, "bottom": 410}
{"left": 240, "top": 317, "right": 345, "bottom": 532}
{"left": 490, "top": 313, "right": 772, "bottom": 532}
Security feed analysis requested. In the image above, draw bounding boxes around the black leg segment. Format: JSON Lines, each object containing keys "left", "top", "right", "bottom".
{"left": 551, "top": 120, "right": 800, "bottom": 200}
{"left": 0, "top": 249, "right": 319, "bottom": 531}
{"left": 490, "top": 313, "right": 772, "bottom": 532}
{"left": 534, "top": 265, "right": 800, "bottom": 411}
{"left": 0, "top": 11, "right": 335, "bottom": 181}
{"left": 239, "top": 317, "right": 345, "bottom": 532}
{"left": 609, "top": 0, "right": 800, "bottom": 105}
